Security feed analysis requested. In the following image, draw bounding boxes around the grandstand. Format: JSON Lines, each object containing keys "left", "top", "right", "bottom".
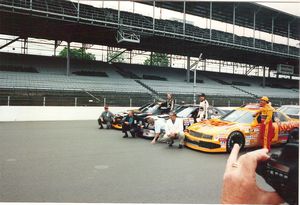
{"left": 0, "top": 1, "right": 299, "bottom": 107}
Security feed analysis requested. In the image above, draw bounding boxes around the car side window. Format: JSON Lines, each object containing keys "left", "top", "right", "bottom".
{"left": 274, "top": 112, "right": 288, "bottom": 122}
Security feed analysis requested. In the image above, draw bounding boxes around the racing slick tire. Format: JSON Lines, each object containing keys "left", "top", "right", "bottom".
{"left": 226, "top": 131, "right": 245, "bottom": 153}
{"left": 288, "top": 128, "right": 299, "bottom": 143}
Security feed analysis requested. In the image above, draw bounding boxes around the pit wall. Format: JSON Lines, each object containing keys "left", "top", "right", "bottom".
{"left": 0, "top": 106, "right": 137, "bottom": 122}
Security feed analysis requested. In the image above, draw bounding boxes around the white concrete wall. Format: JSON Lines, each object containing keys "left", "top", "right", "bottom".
{"left": 0, "top": 106, "right": 137, "bottom": 122}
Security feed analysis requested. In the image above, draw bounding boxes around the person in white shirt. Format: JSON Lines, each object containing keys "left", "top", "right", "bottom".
{"left": 162, "top": 112, "right": 185, "bottom": 149}
{"left": 149, "top": 117, "right": 166, "bottom": 144}
{"left": 197, "top": 93, "right": 209, "bottom": 122}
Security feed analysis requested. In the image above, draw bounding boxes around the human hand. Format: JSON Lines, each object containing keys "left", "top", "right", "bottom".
{"left": 221, "top": 144, "right": 283, "bottom": 204}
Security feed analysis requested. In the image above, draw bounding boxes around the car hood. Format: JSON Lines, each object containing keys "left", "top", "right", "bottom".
{"left": 188, "top": 119, "right": 238, "bottom": 135}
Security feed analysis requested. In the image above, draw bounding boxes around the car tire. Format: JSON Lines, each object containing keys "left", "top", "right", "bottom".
{"left": 226, "top": 131, "right": 245, "bottom": 153}
{"left": 288, "top": 128, "right": 299, "bottom": 143}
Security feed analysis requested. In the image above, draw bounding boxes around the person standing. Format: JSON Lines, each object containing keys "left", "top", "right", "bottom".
{"left": 253, "top": 96, "right": 275, "bottom": 151}
{"left": 98, "top": 106, "right": 114, "bottom": 129}
{"left": 161, "top": 112, "right": 185, "bottom": 149}
{"left": 197, "top": 93, "right": 209, "bottom": 122}
{"left": 166, "top": 93, "right": 175, "bottom": 111}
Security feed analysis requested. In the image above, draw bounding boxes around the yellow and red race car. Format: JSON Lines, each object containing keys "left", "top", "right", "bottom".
{"left": 184, "top": 104, "right": 299, "bottom": 153}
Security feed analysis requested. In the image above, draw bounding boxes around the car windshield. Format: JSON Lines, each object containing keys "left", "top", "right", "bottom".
{"left": 139, "top": 103, "right": 151, "bottom": 111}
{"left": 278, "top": 107, "right": 299, "bottom": 115}
{"left": 176, "top": 107, "right": 197, "bottom": 118}
{"left": 221, "top": 109, "right": 254, "bottom": 124}
{"left": 143, "top": 104, "right": 160, "bottom": 113}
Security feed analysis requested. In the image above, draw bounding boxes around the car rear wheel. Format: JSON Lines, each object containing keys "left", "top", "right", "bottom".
{"left": 226, "top": 131, "right": 245, "bottom": 153}
{"left": 288, "top": 128, "right": 299, "bottom": 143}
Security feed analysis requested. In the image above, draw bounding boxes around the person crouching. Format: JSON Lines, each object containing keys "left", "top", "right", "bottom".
{"left": 161, "top": 112, "right": 185, "bottom": 149}
{"left": 98, "top": 106, "right": 114, "bottom": 129}
{"left": 122, "top": 111, "right": 137, "bottom": 138}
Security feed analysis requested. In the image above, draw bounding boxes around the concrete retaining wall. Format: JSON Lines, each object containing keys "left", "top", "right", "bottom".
{"left": 0, "top": 106, "right": 137, "bottom": 122}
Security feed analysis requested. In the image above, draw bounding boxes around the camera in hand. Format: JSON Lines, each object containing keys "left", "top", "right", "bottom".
{"left": 256, "top": 142, "right": 298, "bottom": 205}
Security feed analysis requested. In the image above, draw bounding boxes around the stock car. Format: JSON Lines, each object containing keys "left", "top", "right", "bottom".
{"left": 142, "top": 105, "right": 229, "bottom": 139}
{"left": 277, "top": 105, "right": 300, "bottom": 120}
{"left": 184, "top": 103, "right": 299, "bottom": 153}
{"left": 111, "top": 101, "right": 176, "bottom": 129}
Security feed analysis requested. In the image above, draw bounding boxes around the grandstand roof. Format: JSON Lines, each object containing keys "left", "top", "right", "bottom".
{"left": 0, "top": 0, "right": 299, "bottom": 73}
{"left": 140, "top": 1, "right": 300, "bottom": 40}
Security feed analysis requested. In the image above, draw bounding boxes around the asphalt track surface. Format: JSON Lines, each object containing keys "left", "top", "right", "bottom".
{"left": 0, "top": 120, "right": 279, "bottom": 203}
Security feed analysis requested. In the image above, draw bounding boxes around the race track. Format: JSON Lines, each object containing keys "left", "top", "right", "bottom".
{"left": 0, "top": 120, "right": 278, "bottom": 203}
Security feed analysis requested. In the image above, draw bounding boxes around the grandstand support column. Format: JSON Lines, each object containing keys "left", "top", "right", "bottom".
{"left": 287, "top": 22, "right": 290, "bottom": 54}
{"left": 133, "top": 1, "right": 135, "bottom": 13}
{"left": 271, "top": 17, "right": 274, "bottom": 50}
{"left": 77, "top": 0, "right": 80, "bottom": 21}
{"left": 30, "top": 0, "right": 32, "bottom": 9}
{"left": 232, "top": 3, "right": 236, "bottom": 43}
{"left": 66, "top": 42, "right": 70, "bottom": 76}
{"left": 187, "top": 56, "right": 190, "bottom": 83}
{"left": 193, "top": 65, "right": 197, "bottom": 105}
{"left": 183, "top": 1, "right": 186, "bottom": 36}
{"left": 118, "top": 1, "right": 120, "bottom": 24}
{"left": 22, "top": 38, "right": 28, "bottom": 54}
{"left": 262, "top": 66, "right": 266, "bottom": 88}
{"left": 233, "top": 62, "right": 235, "bottom": 74}
{"left": 219, "top": 60, "right": 221, "bottom": 72}
{"left": 152, "top": 1, "right": 156, "bottom": 32}
{"left": 129, "top": 50, "right": 132, "bottom": 64}
{"left": 54, "top": 40, "right": 61, "bottom": 56}
{"left": 204, "top": 59, "right": 206, "bottom": 71}
{"left": 209, "top": 2, "right": 212, "bottom": 40}
{"left": 150, "top": 52, "right": 153, "bottom": 66}
{"left": 253, "top": 11, "right": 256, "bottom": 47}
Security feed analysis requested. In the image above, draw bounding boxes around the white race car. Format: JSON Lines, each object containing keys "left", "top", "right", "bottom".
{"left": 142, "top": 105, "right": 228, "bottom": 139}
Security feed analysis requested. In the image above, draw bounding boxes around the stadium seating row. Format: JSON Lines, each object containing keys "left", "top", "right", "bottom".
{"left": 1, "top": 0, "right": 298, "bottom": 56}
{"left": 0, "top": 52, "right": 298, "bottom": 100}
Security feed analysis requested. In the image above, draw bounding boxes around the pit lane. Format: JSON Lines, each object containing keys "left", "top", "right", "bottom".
{"left": 0, "top": 120, "right": 279, "bottom": 203}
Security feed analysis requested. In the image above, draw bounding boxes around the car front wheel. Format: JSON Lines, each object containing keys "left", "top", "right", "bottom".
{"left": 226, "top": 131, "right": 245, "bottom": 153}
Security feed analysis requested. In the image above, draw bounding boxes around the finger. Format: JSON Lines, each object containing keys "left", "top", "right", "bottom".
{"left": 239, "top": 148, "right": 270, "bottom": 174}
{"left": 226, "top": 144, "right": 240, "bottom": 171}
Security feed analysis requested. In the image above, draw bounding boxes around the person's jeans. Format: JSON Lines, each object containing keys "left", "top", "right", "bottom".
{"left": 98, "top": 119, "right": 112, "bottom": 129}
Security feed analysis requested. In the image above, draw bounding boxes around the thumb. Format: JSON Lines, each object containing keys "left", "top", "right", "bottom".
{"left": 259, "top": 191, "right": 284, "bottom": 205}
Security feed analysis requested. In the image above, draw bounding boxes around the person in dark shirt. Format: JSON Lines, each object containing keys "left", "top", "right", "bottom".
{"left": 122, "top": 111, "right": 137, "bottom": 138}
{"left": 98, "top": 106, "right": 114, "bottom": 129}
{"left": 166, "top": 93, "right": 175, "bottom": 111}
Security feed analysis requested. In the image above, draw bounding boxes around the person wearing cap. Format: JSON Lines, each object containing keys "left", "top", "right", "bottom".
{"left": 253, "top": 96, "right": 275, "bottom": 151}
{"left": 98, "top": 106, "right": 115, "bottom": 129}
{"left": 197, "top": 93, "right": 209, "bottom": 122}
{"left": 160, "top": 112, "right": 185, "bottom": 149}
